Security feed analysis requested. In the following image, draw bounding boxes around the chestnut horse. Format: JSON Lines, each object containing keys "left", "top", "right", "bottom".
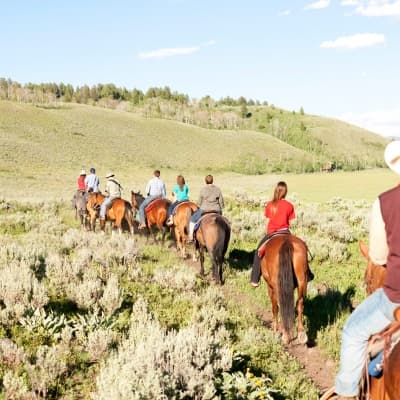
{"left": 86, "top": 192, "right": 134, "bottom": 235}
{"left": 193, "top": 213, "right": 230, "bottom": 285}
{"left": 323, "top": 243, "right": 400, "bottom": 400}
{"left": 260, "top": 234, "right": 309, "bottom": 345}
{"left": 358, "top": 241, "right": 400, "bottom": 400}
{"left": 172, "top": 201, "right": 198, "bottom": 258}
{"left": 131, "top": 191, "right": 171, "bottom": 242}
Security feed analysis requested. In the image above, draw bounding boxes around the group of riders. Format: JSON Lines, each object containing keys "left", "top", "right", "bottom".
{"left": 74, "top": 139, "right": 400, "bottom": 400}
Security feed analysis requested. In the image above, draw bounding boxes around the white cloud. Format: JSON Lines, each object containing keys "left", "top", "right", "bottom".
{"left": 138, "top": 46, "right": 200, "bottom": 60}
{"left": 278, "top": 9, "right": 291, "bottom": 16}
{"left": 339, "top": 107, "right": 400, "bottom": 137}
{"left": 305, "top": 0, "right": 330, "bottom": 9}
{"left": 320, "top": 33, "right": 385, "bottom": 49}
{"left": 356, "top": 0, "right": 400, "bottom": 17}
{"left": 340, "top": 0, "right": 360, "bottom": 6}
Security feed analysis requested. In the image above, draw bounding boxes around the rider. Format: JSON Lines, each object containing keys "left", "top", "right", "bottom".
{"left": 85, "top": 167, "right": 100, "bottom": 193}
{"left": 77, "top": 169, "right": 86, "bottom": 191}
{"left": 188, "top": 174, "right": 224, "bottom": 240}
{"left": 249, "top": 181, "right": 313, "bottom": 287}
{"left": 138, "top": 170, "right": 167, "bottom": 229}
{"left": 331, "top": 140, "right": 400, "bottom": 399}
{"left": 166, "top": 175, "right": 189, "bottom": 226}
{"left": 99, "top": 172, "right": 122, "bottom": 226}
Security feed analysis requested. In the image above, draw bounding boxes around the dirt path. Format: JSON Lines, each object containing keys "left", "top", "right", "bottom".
{"left": 185, "top": 257, "right": 336, "bottom": 394}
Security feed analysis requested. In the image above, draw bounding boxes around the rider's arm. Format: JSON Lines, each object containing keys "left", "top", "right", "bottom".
{"left": 369, "top": 198, "right": 389, "bottom": 266}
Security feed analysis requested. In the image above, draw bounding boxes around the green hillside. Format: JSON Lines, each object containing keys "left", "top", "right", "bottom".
{"left": 0, "top": 99, "right": 390, "bottom": 201}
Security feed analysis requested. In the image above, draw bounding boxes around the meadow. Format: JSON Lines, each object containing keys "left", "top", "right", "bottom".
{"left": 0, "top": 99, "right": 398, "bottom": 399}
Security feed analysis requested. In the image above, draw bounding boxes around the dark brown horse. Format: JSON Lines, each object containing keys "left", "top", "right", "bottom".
{"left": 193, "top": 213, "right": 230, "bottom": 285}
{"left": 260, "top": 234, "right": 309, "bottom": 345}
{"left": 131, "top": 191, "right": 171, "bottom": 242}
{"left": 171, "top": 201, "right": 198, "bottom": 258}
{"left": 86, "top": 192, "right": 134, "bottom": 235}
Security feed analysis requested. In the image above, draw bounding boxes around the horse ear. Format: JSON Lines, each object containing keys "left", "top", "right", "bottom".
{"left": 359, "top": 240, "right": 369, "bottom": 260}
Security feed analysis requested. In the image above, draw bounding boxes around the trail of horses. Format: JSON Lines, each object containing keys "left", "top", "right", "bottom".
{"left": 184, "top": 256, "right": 336, "bottom": 395}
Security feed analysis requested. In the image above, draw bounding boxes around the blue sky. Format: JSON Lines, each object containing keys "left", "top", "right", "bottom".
{"left": 1, "top": 0, "right": 400, "bottom": 136}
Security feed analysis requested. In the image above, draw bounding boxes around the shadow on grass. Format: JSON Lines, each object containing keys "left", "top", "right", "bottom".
{"left": 304, "top": 285, "right": 355, "bottom": 346}
{"left": 227, "top": 248, "right": 254, "bottom": 271}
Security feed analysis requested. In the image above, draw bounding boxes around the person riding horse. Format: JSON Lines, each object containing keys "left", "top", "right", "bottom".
{"left": 250, "top": 181, "right": 314, "bottom": 287}
{"left": 166, "top": 175, "right": 190, "bottom": 226}
{"left": 188, "top": 174, "right": 224, "bottom": 241}
{"left": 99, "top": 172, "right": 122, "bottom": 228}
{"left": 329, "top": 140, "right": 400, "bottom": 399}
{"left": 84, "top": 167, "right": 100, "bottom": 193}
{"left": 138, "top": 170, "right": 166, "bottom": 229}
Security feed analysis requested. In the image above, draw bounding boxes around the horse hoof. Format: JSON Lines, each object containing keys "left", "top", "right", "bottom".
{"left": 297, "top": 331, "right": 308, "bottom": 345}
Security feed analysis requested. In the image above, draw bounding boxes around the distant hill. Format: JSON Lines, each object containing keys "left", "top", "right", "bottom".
{"left": 0, "top": 100, "right": 388, "bottom": 181}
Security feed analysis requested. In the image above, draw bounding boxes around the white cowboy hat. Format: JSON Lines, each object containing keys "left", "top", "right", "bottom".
{"left": 384, "top": 140, "right": 400, "bottom": 175}
{"left": 106, "top": 172, "right": 114, "bottom": 178}
{"left": 80, "top": 169, "right": 86, "bottom": 175}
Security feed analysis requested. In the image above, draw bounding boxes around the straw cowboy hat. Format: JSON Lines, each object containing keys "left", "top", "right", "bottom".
{"left": 384, "top": 140, "right": 400, "bottom": 175}
{"left": 80, "top": 169, "right": 86, "bottom": 175}
{"left": 106, "top": 172, "right": 114, "bottom": 178}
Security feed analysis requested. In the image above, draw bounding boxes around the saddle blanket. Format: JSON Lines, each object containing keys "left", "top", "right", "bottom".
{"left": 145, "top": 198, "right": 164, "bottom": 213}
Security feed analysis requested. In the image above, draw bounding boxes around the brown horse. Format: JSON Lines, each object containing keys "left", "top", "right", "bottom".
{"left": 86, "top": 192, "right": 134, "bottom": 235}
{"left": 323, "top": 243, "right": 400, "bottom": 400}
{"left": 131, "top": 191, "right": 171, "bottom": 242}
{"left": 358, "top": 241, "right": 400, "bottom": 400}
{"left": 193, "top": 213, "right": 230, "bottom": 285}
{"left": 171, "top": 201, "right": 198, "bottom": 258}
{"left": 260, "top": 234, "right": 309, "bottom": 345}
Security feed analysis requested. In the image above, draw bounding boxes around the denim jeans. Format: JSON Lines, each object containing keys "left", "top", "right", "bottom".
{"left": 335, "top": 288, "right": 400, "bottom": 396}
{"left": 100, "top": 196, "right": 117, "bottom": 218}
{"left": 138, "top": 195, "right": 158, "bottom": 223}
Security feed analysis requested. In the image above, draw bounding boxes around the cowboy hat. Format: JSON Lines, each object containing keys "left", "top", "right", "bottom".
{"left": 106, "top": 172, "right": 114, "bottom": 178}
{"left": 80, "top": 169, "right": 86, "bottom": 175}
{"left": 384, "top": 140, "right": 400, "bottom": 175}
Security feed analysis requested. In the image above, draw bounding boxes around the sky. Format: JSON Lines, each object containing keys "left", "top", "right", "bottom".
{"left": 1, "top": 0, "right": 400, "bottom": 137}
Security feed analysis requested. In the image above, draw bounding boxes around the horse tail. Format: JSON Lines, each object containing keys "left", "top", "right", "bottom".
{"left": 278, "top": 237, "right": 295, "bottom": 336}
{"left": 214, "top": 216, "right": 230, "bottom": 265}
{"left": 183, "top": 205, "right": 192, "bottom": 235}
{"left": 124, "top": 201, "right": 135, "bottom": 227}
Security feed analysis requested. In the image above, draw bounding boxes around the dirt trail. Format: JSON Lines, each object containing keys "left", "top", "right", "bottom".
{"left": 185, "top": 257, "right": 336, "bottom": 394}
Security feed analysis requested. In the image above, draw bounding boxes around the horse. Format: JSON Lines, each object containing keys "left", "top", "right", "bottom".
{"left": 259, "top": 234, "right": 309, "bottom": 345}
{"left": 171, "top": 201, "right": 198, "bottom": 258}
{"left": 358, "top": 241, "right": 400, "bottom": 400}
{"left": 323, "top": 243, "right": 400, "bottom": 400}
{"left": 131, "top": 191, "right": 171, "bottom": 242}
{"left": 193, "top": 213, "right": 231, "bottom": 285}
{"left": 86, "top": 192, "right": 134, "bottom": 235}
{"left": 74, "top": 190, "right": 88, "bottom": 228}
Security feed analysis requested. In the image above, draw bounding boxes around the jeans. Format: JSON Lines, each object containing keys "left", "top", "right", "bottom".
{"left": 335, "top": 288, "right": 399, "bottom": 396}
{"left": 250, "top": 235, "right": 269, "bottom": 284}
{"left": 100, "top": 196, "right": 118, "bottom": 218}
{"left": 138, "top": 195, "right": 158, "bottom": 223}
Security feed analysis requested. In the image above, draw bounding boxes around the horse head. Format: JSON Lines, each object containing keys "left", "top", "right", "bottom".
{"left": 131, "top": 191, "right": 144, "bottom": 210}
{"left": 359, "top": 241, "right": 387, "bottom": 295}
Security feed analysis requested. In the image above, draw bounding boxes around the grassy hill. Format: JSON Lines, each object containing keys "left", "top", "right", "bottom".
{"left": 0, "top": 99, "right": 391, "bottom": 201}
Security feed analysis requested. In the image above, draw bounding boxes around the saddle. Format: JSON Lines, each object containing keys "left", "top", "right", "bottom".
{"left": 144, "top": 198, "right": 164, "bottom": 213}
{"left": 193, "top": 212, "right": 229, "bottom": 233}
{"left": 257, "top": 231, "right": 291, "bottom": 258}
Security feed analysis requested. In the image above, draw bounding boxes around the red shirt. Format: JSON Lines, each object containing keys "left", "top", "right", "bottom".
{"left": 77, "top": 175, "right": 86, "bottom": 191}
{"left": 264, "top": 199, "right": 295, "bottom": 234}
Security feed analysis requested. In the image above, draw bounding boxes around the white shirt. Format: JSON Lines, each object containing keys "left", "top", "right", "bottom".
{"left": 145, "top": 177, "right": 166, "bottom": 197}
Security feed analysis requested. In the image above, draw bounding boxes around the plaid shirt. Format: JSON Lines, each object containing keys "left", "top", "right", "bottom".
{"left": 146, "top": 177, "right": 166, "bottom": 197}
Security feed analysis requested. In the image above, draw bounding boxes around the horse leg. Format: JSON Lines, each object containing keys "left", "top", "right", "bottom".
{"left": 199, "top": 247, "right": 205, "bottom": 278}
{"left": 296, "top": 282, "right": 308, "bottom": 344}
{"left": 268, "top": 285, "right": 280, "bottom": 334}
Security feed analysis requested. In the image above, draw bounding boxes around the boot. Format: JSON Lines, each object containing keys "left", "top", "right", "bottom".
{"left": 166, "top": 215, "right": 173, "bottom": 226}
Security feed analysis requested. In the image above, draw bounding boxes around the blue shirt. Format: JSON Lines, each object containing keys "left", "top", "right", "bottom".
{"left": 173, "top": 184, "right": 189, "bottom": 201}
